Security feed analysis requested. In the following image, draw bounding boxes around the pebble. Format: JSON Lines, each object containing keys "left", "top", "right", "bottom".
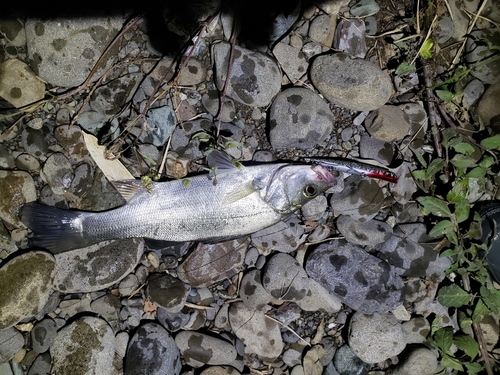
{"left": 333, "top": 18, "right": 367, "bottom": 58}
{"left": 465, "top": 28, "right": 500, "bottom": 84}
{"left": 402, "top": 316, "right": 431, "bottom": 344}
{"left": 358, "top": 134, "right": 394, "bottom": 165}
{"left": 25, "top": 16, "right": 123, "bottom": 87}
{"left": 333, "top": 345, "right": 371, "bottom": 375}
{"left": 177, "top": 58, "right": 207, "bottom": 85}
{"left": 31, "top": 318, "right": 57, "bottom": 353}
{"left": 308, "top": 14, "right": 333, "bottom": 45}
{"left": 20, "top": 127, "right": 48, "bottom": 159}
{"left": 336, "top": 215, "right": 393, "bottom": 246}
{"left": 147, "top": 273, "right": 191, "bottom": 313}
{"left": 306, "top": 240, "right": 404, "bottom": 313}
{"left": 0, "top": 170, "right": 37, "bottom": 228}
{"left": 27, "top": 352, "right": 51, "bottom": 375}
{"left": 0, "top": 58, "right": 45, "bottom": 108}
{"left": 0, "top": 251, "right": 55, "bottom": 329}
{"left": 269, "top": 87, "right": 334, "bottom": 149}
{"left": 390, "top": 162, "right": 418, "bottom": 205}
{"left": 200, "top": 366, "right": 241, "bottom": 375}
{"left": 202, "top": 89, "right": 236, "bottom": 122}
{"left": 251, "top": 215, "right": 305, "bottom": 254}
{"left": 41, "top": 153, "right": 73, "bottom": 195}
{"left": 229, "top": 302, "right": 284, "bottom": 361}
{"left": 463, "top": 79, "right": 484, "bottom": 107}
{"left": 391, "top": 347, "right": 438, "bottom": 375}
{"left": 212, "top": 41, "right": 281, "bottom": 107}
{"left": 272, "top": 42, "right": 308, "bottom": 83}
{"left": 15, "top": 153, "right": 40, "bottom": 172}
{"left": 310, "top": 52, "right": 392, "bottom": 111}
{"left": 53, "top": 238, "right": 144, "bottom": 293}
{"left": 115, "top": 331, "right": 129, "bottom": 358}
{"left": 177, "top": 237, "right": 249, "bottom": 287}
{"left": 51, "top": 316, "right": 115, "bottom": 375}
{"left": 54, "top": 125, "right": 91, "bottom": 163}
{"left": 90, "top": 73, "right": 143, "bottom": 116}
{"left": 145, "top": 105, "right": 177, "bottom": 147}
{"left": 295, "top": 278, "right": 343, "bottom": 314}
{"left": 365, "top": 16, "right": 378, "bottom": 35}
{"left": 301, "top": 195, "right": 328, "bottom": 221}
{"left": 174, "top": 331, "right": 238, "bottom": 367}
{"left": 90, "top": 294, "right": 121, "bottom": 329}
{"left": 437, "top": 16, "right": 454, "bottom": 44}
{"left": 0, "top": 18, "right": 26, "bottom": 46}
{"left": 0, "top": 326, "right": 24, "bottom": 363}
{"left": 350, "top": 0, "right": 380, "bottom": 17}
{"left": 477, "top": 80, "right": 500, "bottom": 127}
{"left": 124, "top": 322, "right": 181, "bottom": 375}
{"left": 262, "top": 253, "right": 310, "bottom": 302}
{"left": 364, "top": 105, "right": 411, "bottom": 142}
{"left": 240, "top": 269, "right": 274, "bottom": 310}
{"left": 118, "top": 274, "right": 140, "bottom": 296}
{"left": 156, "top": 306, "right": 191, "bottom": 332}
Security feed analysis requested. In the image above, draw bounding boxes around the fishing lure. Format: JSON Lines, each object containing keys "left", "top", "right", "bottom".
{"left": 303, "top": 158, "right": 398, "bottom": 184}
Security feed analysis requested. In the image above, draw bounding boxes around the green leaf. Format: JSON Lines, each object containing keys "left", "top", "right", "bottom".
{"left": 446, "top": 230, "right": 459, "bottom": 246}
{"left": 472, "top": 299, "right": 490, "bottom": 322}
{"left": 395, "top": 61, "right": 416, "bottom": 75}
{"left": 425, "top": 157, "right": 445, "bottom": 179}
{"left": 433, "top": 327, "right": 453, "bottom": 353}
{"left": 429, "top": 220, "right": 455, "bottom": 237}
{"left": 465, "top": 167, "right": 487, "bottom": 179}
{"left": 442, "top": 128, "right": 457, "bottom": 147}
{"left": 437, "top": 284, "right": 472, "bottom": 307}
{"left": 420, "top": 38, "right": 434, "bottom": 59}
{"left": 454, "top": 200, "right": 470, "bottom": 223}
{"left": 450, "top": 154, "right": 476, "bottom": 169}
{"left": 440, "top": 355, "right": 464, "bottom": 372}
{"left": 440, "top": 249, "right": 456, "bottom": 258}
{"left": 453, "top": 142, "right": 475, "bottom": 155}
{"left": 436, "top": 89, "right": 454, "bottom": 102}
{"left": 480, "top": 134, "right": 500, "bottom": 150}
{"left": 412, "top": 170, "right": 428, "bottom": 181}
{"left": 410, "top": 146, "right": 428, "bottom": 168}
{"left": 479, "top": 155, "right": 495, "bottom": 168}
{"left": 464, "top": 362, "right": 483, "bottom": 374}
{"left": 416, "top": 196, "right": 452, "bottom": 217}
{"left": 446, "top": 179, "right": 468, "bottom": 203}
{"left": 453, "top": 335, "right": 479, "bottom": 360}
{"left": 181, "top": 178, "right": 191, "bottom": 187}
{"left": 480, "top": 286, "right": 500, "bottom": 314}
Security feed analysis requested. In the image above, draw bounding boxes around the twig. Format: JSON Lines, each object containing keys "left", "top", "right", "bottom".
{"left": 422, "top": 62, "right": 443, "bottom": 158}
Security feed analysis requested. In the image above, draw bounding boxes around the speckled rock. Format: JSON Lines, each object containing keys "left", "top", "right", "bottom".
{"left": 272, "top": 42, "right": 308, "bottom": 83}
{"left": 178, "top": 58, "right": 206, "bottom": 85}
{"left": 200, "top": 366, "right": 241, "bottom": 375}
{"left": 269, "top": 87, "right": 334, "bottom": 149}
{"left": 402, "top": 316, "right": 431, "bottom": 344}
{"left": 359, "top": 134, "right": 394, "bottom": 165}
{"left": 202, "top": 88, "right": 236, "bottom": 122}
{"left": 295, "top": 278, "right": 343, "bottom": 314}
{"left": 239, "top": 269, "right": 273, "bottom": 310}
{"left": 147, "top": 273, "right": 190, "bottom": 313}
{"left": 262, "top": 253, "right": 310, "bottom": 302}
{"left": 251, "top": 216, "right": 305, "bottom": 254}
{"left": 25, "top": 16, "right": 123, "bottom": 87}
{"left": 310, "top": 52, "right": 392, "bottom": 111}
{"left": 0, "top": 170, "right": 36, "bottom": 227}
{"left": 0, "top": 326, "right": 24, "bottom": 363}
{"left": 348, "top": 312, "right": 406, "bottom": 364}
{"left": 336, "top": 215, "right": 393, "bottom": 246}
{"left": 301, "top": 195, "right": 328, "bottom": 221}
{"left": 54, "top": 125, "right": 91, "bottom": 163}
{"left": 90, "top": 73, "right": 143, "bottom": 116}
{"left": 27, "top": 352, "right": 52, "bottom": 375}
{"left": 0, "top": 18, "right": 26, "bottom": 46}
{"left": 330, "top": 175, "right": 384, "bottom": 222}
{"left": 41, "top": 152, "right": 73, "bottom": 196}
{"left": 333, "top": 345, "right": 371, "bottom": 375}
{"left": 177, "top": 237, "right": 249, "bottom": 288}
{"left": 124, "top": 322, "right": 181, "bottom": 375}
{"left": 229, "top": 302, "right": 284, "bottom": 361}
{"left": 309, "top": 14, "right": 333, "bottom": 45}
{"left": 175, "top": 331, "right": 237, "bottom": 367}
{"left": 392, "top": 347, "right": 438, "bottom": 375}
{"left": 31, "top": 318, "right": 58, "bottom": 353}
{"left": 306, "top": 239, "right": 404, "bottom": 313}
{"left": 20, "top": 127, "right": 49, "bottom": 159}
{"left": 212, "top": 41, "right": 281, "bottom": 107}
{"left": 144, "top": 105, "right": 177, "bottom": 147}
{"left": 333, "top": 18, "right": 367, "bottom": 58}
{"left": 51, "top": 316, "right": 115, "bottom": 375}
{"left": 0, "top": 58, "right": 45, "bottom": 108}
{"left": 0, "top": 251, "right": 55, "bottom": 329}
{"left": 53, "top": 238, "right": 144, "bottom": 293}
{"left": 364, "top": 105, "right": 411, "bottom": 142}
{"left": 350, "top": 0, "right": 380, "bottom": 17}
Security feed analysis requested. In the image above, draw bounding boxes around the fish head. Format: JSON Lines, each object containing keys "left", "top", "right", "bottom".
{"left": 264, "top": 164, "right": 337, "bottom": 214}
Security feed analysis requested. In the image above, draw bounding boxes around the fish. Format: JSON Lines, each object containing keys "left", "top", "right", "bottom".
{"left": 302, "top": 157, "right": 398, "bottom": 183}
{"left": 20, "top": 150, "right": 337, "bottom": 253}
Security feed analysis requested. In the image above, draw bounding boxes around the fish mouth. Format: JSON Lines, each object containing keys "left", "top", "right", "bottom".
{"left": 312, "top": 165, "right": 337, "bottom": 185}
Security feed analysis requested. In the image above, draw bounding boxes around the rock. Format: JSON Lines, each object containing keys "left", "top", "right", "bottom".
{"left": 477, "top": 80, "right": 500, "bottom": 128}
{"left": 336, "top": 215, "right": 393, "bottom": 246}
{"left": 272, "top": 42, "right": 308, "bottom": 83}
{"left": 466, "top": 28, "right": 500, "bottom": 84}
{"left": 27, "top": 352, "right": 52, "bottom": 375}
{"left": 147, "top": 273, "right": 190, "bottom": 313}
{"left": 0, "top": 18, "right": 26, "bottom": 46}
{"left": 239, "top": 269, "right": 273, "bottom": 310}
{"left": 175, "top": 331, "right": 237, "bottom": 367}
{"left": 0, "top": 170, "right": 36, "bottom": 227}
{"left": 0, "top": 59, "right": 45, "bottom": 108}
{"left": 25, "top": 16, "right": 123, "bottom": 87}
{"left": 51, "top": 316, "right": 115, "bottom": 375}
{"left": 309, "top": 14, "right": 333, "bottom": 45}
{"left": 399, "top": 102, "right": 428, "bottom": 139}
{"left": 118, "top": 274, "right": 140, "bottom": 296}
{"left": 251, "top": 216, "right": 305, "bottom": 254}
{"left": 262, "top": 253, "right": 310, "bottom": 302}
{"left": 200, "top": 366, "right": 241, "bottom": 375}
{"left": 54, "top": 125, "right": 91, "bottom": 163}
{"left": 202, "top": 88, "right": 236, "bottom": 122}
{"left": 0, "top": 145, "right": 15, "bottom": 169}
{"left": 41, "top": 153, "right": 73, "bottom": 196}
{"left": 350, "top": 0, "right": 380, "bottom": 17}
{"left": 15, "top": 153, "right": 40, "bottom": 172}
{"left": 330, "top": 175, "right": 384, "bottom": 222}
{"left": 157, "top": 307, "right": 192, "bottom": 332}
{"left": 310, "top": 53, "right": 392, "bottom": 111}
{"left": 124, "top": 322, "right": 181, "bottom": 375}
{"left": 178, "top": 58, "right": 206, "bottom": 85}
{"left": 229, "top": 302, "right": 284, "bottom": 361}
{"left": 31, "top": 318, "right": 57, "bottom": 353}
{"left": 295, "top": 278, "right": 343, "bottom": 314}
{"left": 0, "top": 326, "right": 24, "bottom": 363}
{"left": 391, "top": 162, "right": 418, "bottom": 205}
{"left": 392, "top": 347, "right": 438, "bottom": 375}
{"left": 402, "top": 316, "right": 431, "bottom": 344}
{"left": 0, "top": 251, "right": 55, "bottom": 329}
{"left": 333, "top": 18, "right": 367, "bottom": 58}
{"left": 364, "top": 105, "right": 411, "bottom": 142}
{"left": 177, "top": 237, "right": 249, "bottom": 287}
{"left": 333, "top": 345, "right": 371, "bottom": 375}
{"left": 306, "top": 240, "right": 404, "bottom": 313}
{"left": 348, "top": 312, "right": 406, "bottom": 363}
{"left": 358, "top": 134, "right": 394, "bottom": 165}
{"left": 269, "top": 87, "right": 334, "bottom": 150}
{"left": 437, "top": 16, "right": 454, "bottom": 44}
{"left": 115, "top": 331, "right": 129, "bottom": 358}
{"left": 145, "top": 105, "right": 177, "bottom": 147}
{"left": 301, "top": 195, "right": 328, "bottom": 221}
{"left": 212, "top": 41, "right": 281, "bottom": 107}
{"left": 90, "top": 294, "right": 121, "bottom": 329}
{"left": 53, "top": 238, "right": 144, "bottom": 293}
{"left": 463, "top": 79, "right": 484, "bottom": 107}
{"left": 365, "top": 16, "right": 378, "bottom": 35}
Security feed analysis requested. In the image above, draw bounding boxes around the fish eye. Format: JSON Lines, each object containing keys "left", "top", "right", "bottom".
{"left": 303, "top": 185, "right": 317, "bottom": 198}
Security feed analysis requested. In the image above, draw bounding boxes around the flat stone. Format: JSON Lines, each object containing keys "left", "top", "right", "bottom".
{"left": 350, "top": 0, "right": 380, "bottom": 17}
{"left": 358, "top": 133, "right": 394, "bottom": 165}
{"left": 466, "top": 28, "right": 500, "bottom": 84}
{"left": 41, "top": 153, "right": 73, "bottom": 196}
{"left": 31, "top": 318, "right": 58, "bottom": 353}
{"left": 175, "top": 331, "right": 237, "bottom": 367}
{"left": 27, "top": 352, "right": 51, "bottom": 375}
{"left": 147, "top": 273, "right": 190, "bottom": 313}
{"left": 364, "top": 105, "right": 411, "bottom": 142}
{"left": 333, "top": 18, "right": 367, "bottom": 58}
{"left": 477, "top": 80, "right": 500, "bottom": 128}
{"left": 145, "top": 106, "right": 177, "bottom": 147}
{"left": 295, "top": 278, "right": 343, "bottom": 314}
{"left": 239, "top": 269, "right": 273, "bottom": 310}
{"left": 0, "top": 326, "right": 24, "bottom": 363}
{"left": 392, "top": 347, "right": 438, "bottom": 375}
{"left": 0, "top": 58, "right": 45, "bottom": 108}
{"left": 336, "top": 215, "right": 393, "bottom": 246}
{"left": 0, "top": 251, "right": 55, "bottom": 329}
{"left": 90, "top": 294, "right": 121, "bottom": 330}
{"left": 333, "top": 345, "right": 371, "bottom": 375}
{"left": 251, "top": 216, "right": 305, "bottom": 254}
{"left": 0, "top": 170, "right": 36, "bottom": 227}
{"left": 90, "top": 73, "right": 142, "bottom": 116}
{"left": 402, "top": 317, "right": 431, "bottom": 344}
{"left": 272, "top": 42, "right": 308, "bottom": 83}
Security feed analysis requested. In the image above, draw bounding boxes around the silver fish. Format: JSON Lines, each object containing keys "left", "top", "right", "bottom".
{"left": 20, "top": 151, "right": 337, "bottom": 253}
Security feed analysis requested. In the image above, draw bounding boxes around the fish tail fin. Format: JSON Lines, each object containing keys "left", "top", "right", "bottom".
{"left": 20, "top": 203, "right": 89, "bottom": 253}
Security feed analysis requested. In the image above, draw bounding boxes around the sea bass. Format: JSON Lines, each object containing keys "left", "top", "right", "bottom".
{"left": 20, "top": 151, "right": 337, "bottom": 253}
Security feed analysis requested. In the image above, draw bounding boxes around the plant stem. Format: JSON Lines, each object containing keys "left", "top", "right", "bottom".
{"left": 422, "top": 61, "right": 443, "bottom": 158}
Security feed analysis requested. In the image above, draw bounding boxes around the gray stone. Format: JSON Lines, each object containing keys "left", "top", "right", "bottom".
{"left": 390, "top": 162, "right": 418, "bottom": 205}
{"left": 392, "top": 347, "right": 438, "bottom": 375}
{"left": 302, "top": 41, "right": 322, "bottom": 60}
{"left": 51, "top": 317, "right": 115, "bottom": 375}
{"left": 348, "top": 312, "right": 406, "bottom": 364}
{"left": 301, "top": 195, "right": 328, "bottom": 222}
{"left": 200, "top": 366, "right": 242, "bottom": 375}
{"left": 212, "top": 41, "right": 281, "bottom": 107}
{"left": 53, "top": 238, "right": 144, "bottom": 293}
{"left": 272, "top": 42, "right": 308, "bottom": 83}
{"left": 333, "top": 18, "right": 367, "bottom": 58}
{"left": 177, "top": 58, "right": 206, "bottom": 85}
{"left": 157, "top": 307, "right": 191, "bottom": 332}
{"left": 308, "top": 14, "right": 332, "bottom": 45}
{"left": 0, "top": 58, "right": 45, "bottom": 108}
{"left": 350, "top": 0, "right": 380, "bottom": 16}
{"left": 202, "top": 89, "right": 236, "bottom": 123}
{"left": 31, "top": 318, "right": 57, "bottom": 353}
{"left": 118, "top": 274, "right": 140, "bottom": 297}
{"left": 90, "top": 73, "right": 143, "bottom": 115}
{"left": 115, "top": 331, "right": 129, "bottom": 358}
{"left": 0, "top": 170, "right": 37, "bottom": 228}
{"left": 90, "top": 294, "right": 121, "bottom": 329}
{"left": 364, "top": 105, "right": 410, "bottom": 142}
{"left": 295, "top": 278, "right": 343, "bottom": 314}
{"left": 25, "top": 16, "right": 123, "bottom": 87}
{"left": 310, "top": 53, "right": 392, "bottom": 111}
{"left": 0, "top": 326, "right": 24, "bottom": 363}
{"left": 0, "top": 18, "right": 26, "bottom": 46}
{"left": 27, "top": 352, "right": 52, "bottom": 375}
{"left": 175, "top": 331, "right": 237, "bottom": 367}
{"left": 0, "top": 145, "right": 15, "bottom": 169}
{"left": 54, "top": 125, "right": 91, "bottom": 163}
{"left": 76, "top": 111, "right": 109, "bottom": 135}
{"left": 463, "top": 79, "right": 484, "bottom": 107}
{"left": 358, "top": 134, "right": 394, "bottom": 165}
{"left": 333, "top": 345, "right": 370, "bottom": 375}
{"left": 466, "top": 28, "right": 500, "bottom": 84}
{"left": 229, "top": 302, "right": 284, "bottom": 361}
{"left": 41, "top": 153, "right": 73, "bottom": 196}
{"left": 0, "top": 251, "right": 55, "bottom": 329}
{"left": 147, "top": 273, "right": 190, "bottom": 313}
{"left": 20, "top": 127, "right": 48, "bottom": 159}
{"left": 240, "top": 269, "right": 273, "bottom": 310}
{"left": 15, "top": 153, "right": 40, "bottom": 172}
{"left": 402, "top": 317, "right": 431, "bottom": 344}
{"left": 365, "top": 16, "right": 378, "bottom": 35}
{"left": 437, "top": 16, "right": 454, "bottom": 44}
{"left": 269, "top": 87, "right": 334, "bottom": 150}
{"left": 124, "top": 322, "right": 181, "bottom": 375}
{"left": 336, "top": 215, "right": 393, "bottom": 246}
{"left": 251, "top": 215, "right": 305, "bottom": 254}
{"left": 477, "top": 80, "right": 500, "bottom": 127}
{"left": 145, "top": 106, "right": 177, "bottom": 147}
{"left": 306, "top": 240, "right": 404, "bottom": 313}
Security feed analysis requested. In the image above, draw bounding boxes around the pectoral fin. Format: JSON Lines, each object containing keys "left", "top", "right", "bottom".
{"left": 111, "top": 179, "right": 149, "bottom": 202}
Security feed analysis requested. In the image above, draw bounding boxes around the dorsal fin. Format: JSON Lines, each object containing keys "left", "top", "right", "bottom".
{"left": 207, "top": 150, "right": 242, "bottom": 171}
{"left": 110, "top": 179, "right": 147, "bottom": 202}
